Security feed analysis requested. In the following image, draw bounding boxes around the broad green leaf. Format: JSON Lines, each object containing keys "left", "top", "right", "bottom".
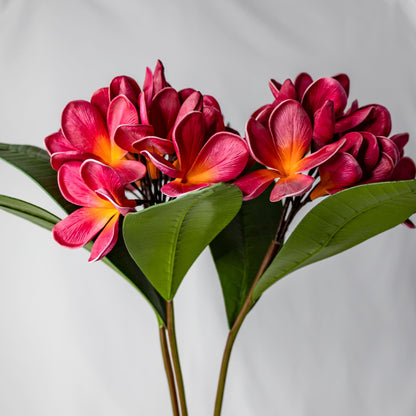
{"left": 123, "top": 184, "right": 243, "bottom": 300}
{"left": 210, "top": 189, "right": 282, "bottom": 327}
{"left": 0, "top": 194, "right": 60, "bottom": 231}
{"left": 0, "top": 143, "right": 76, "bottom": 214}
{"left": 0, "top": 143, "right": 167, "bottom": 323}
{"left": 253, "top": 180, "right": 416, "bottom": 301}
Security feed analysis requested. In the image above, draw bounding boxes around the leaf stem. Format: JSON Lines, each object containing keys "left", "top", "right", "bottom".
{"left": 167, "top": 300, "right": 188, "bottom": 416}
{"left": 159, "top": 326, "right": 180, "bottom": 416}
{"left": 214, "top": 197, "right": 305, "bottom": 415}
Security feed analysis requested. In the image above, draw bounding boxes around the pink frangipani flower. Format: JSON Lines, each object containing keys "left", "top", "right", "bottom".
{"left": 142, "top": 111, "right": 249, "bottom": 196}
{"left": 45, "top": 94, "right": 146, "bottom": 184}
{"left": 235, "top": 99, "right": 345, "bottom": 201}
{"left": 53, "top": 160, "right": 136, "bottom": 262}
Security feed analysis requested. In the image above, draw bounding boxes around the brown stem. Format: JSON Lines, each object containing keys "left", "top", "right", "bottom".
{"left": 167, "top": 300, "right": 188, "bottom": 416}
{"left": 159, "top": 326, "right": 180, "bottom": 416}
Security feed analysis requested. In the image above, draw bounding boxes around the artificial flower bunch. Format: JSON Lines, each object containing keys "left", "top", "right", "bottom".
{"left": 1, "top": 61, "right": 416, "bottom": 415}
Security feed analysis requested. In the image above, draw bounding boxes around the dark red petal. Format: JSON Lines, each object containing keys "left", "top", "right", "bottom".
{"left": 378, "top": 137, "right": 400, "bottom": 164}
{"left": 311, "top": 153, "right": 362, "bottom": 199}
{"left": 334, "top": 106, "right": 374, "bottom": 134}
{"left": 153, "top": 60, "right": 170, "bottom": 93}
{"left": 149, "top": 87, "right": 181, "bottom": 137}
{"left": 302, "top": 77, "right": 348, "bottom": 118}
{"left": 391, "top": 157, "right": 416, "bottom": 181}
{"left": 174, "top": 91, "right": 203, "bottom": 129}
{"left": 109, "top": 76, "right": 141, "bottom": 104}
{"left": 50, "top": 150, "right": 97, "bottom": 171}
{"left": 132, "top": 136, "right": 174, "bottom": 155}
{"left": 141, "top": 150, "right": 181, "bottom": 178}
{"left": 352, "top": 104, "right": 392, "bottom": 136}
{"left": 332, "top": 74, "right": 350, "bottom": 96}
{"left": 340, "top": 132, "right": 364, "bottom": 157}
{"left": 359, "top": 132, "right": 380, "bottom": 172}
{"left": 269, "top": 79, "right": 282, "bottom": 99}
{"left": 312, "top": 100, "right": 335, "bottom": 148}
{"left": 294, "top": 73, "right": 313, "bottom": 99}
{"left": 275, "top": 79, "right": 298, "bottom": 104}
{"left": 390, "top": 133, "right": 409, "bottom": 156}
{"left": 362, "top": 152, "right": 395, "bottom": 183}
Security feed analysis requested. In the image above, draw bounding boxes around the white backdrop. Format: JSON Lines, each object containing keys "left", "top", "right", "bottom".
{"left": 1, "top": 0, "right": 416, "bottom": 415}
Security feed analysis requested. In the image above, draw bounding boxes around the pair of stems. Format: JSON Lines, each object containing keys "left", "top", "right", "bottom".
{"left": 159, "top": 301, "right": 188, "bottom": 416}
{"left": 159, "top": 197, "right": 305, "bottom": 415}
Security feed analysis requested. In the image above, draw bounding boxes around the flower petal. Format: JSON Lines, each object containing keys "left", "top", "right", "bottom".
{"left": 245, "top": 117, "right": 281, "bottom": 169}
{"left": 294, "top": 138, "right": 345, "bottom": 173}
{"left": 91, "top": 87, "right": 110, "bottom": 120}
{"left": 45, "top": 131, "right": 77, "bottom": 155}
{"left": 62, "top": 100, "right": 111, "bottom": 160}
{"left": 132, "top": 136, "right": 174, "bottom": 154}
{"left": 107, "top": 95, "right": 139, "bottom": 141}
{"left": 88, "top": 214, "right": 120, "bottom": 262}
{"left": 114, "top": 124, "right": 155, "bottom": 152}
{"left": 50, "top": 150, "right": 97, "bottom": 170}
{"left": 391, "top": 157, "right": 416, "bottom": 181}
{"left": 173, "top": 111, "right": 206, "bottom": 173}
{"left": 53, "top": 207, "right": 115, "bottom": 248}
{"left": 234, "top": 169, "right": 279, "bottom": 201}
{"left": 149, "top": 87, "right": 181, "bottom": 137}
{"left": 269, "top": 100, "right": 313, "bottom": 173}
{"left": 334, "top": 105, "right": 374, "bottom": 134}
{"left": 112, "top": 159, "right": 147, "bottom": 184}
{"left": 390, "top": 133, "right": 409, "bottom": 157}
{"left": 270, "top": 174, "right": 315, "bottom": 201}
{"left": 58, "top": 162, "right": 104, "bottom": 207}
{"left": 302, "top": 77, "right": 348, "bottom": 117}
{"left": 310, "top": 153, "right": 363, "bottom": 199}
{"left": 141, "top": 150, "right": 181, "bottom": 178}
{"left": 362, "top": 152, "right": 395, "bottom": 183}
{"left": 294, "top": 73, "right": 313, "bottom": 99}
{"left": 352, "top": 104, "right": 392, "bottom": 136}
{"left": 332, "top": 73, "right": 350, "bottom": 96}
{"left": 185, "top": 132, "right": 249, "bottom": 184}
{"left": 312, "top": 100, "right": 335, "bottom": 148}
{"left": 161, "top": 181, "right": 208, "bottom": 197}
{"left": 109, "top": 75, "right": 141, "bottom": 104}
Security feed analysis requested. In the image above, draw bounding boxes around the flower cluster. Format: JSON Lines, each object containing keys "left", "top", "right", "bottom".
{"left": 46, "top": 64, "right": 416, "bottom": 261}
{"left": 46, "top": 61, "right": 249, "bottom": 261}
{"left": 236, "top": 73, "right": 415, "bottom": 203}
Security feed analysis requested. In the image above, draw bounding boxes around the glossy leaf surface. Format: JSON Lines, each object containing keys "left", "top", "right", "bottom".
{"left": 123, "top": 184, "right": 242, "bottom": 300}
{"left": 210, "top": 190, "right": 282, "bottom": 327}
{"left": 253, "top": 180, "right": 416, "bottom": 300}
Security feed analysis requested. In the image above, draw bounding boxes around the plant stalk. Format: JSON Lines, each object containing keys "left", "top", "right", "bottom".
{"left": 159, "top": 326, "right": 180, "bottom": 416}
{"left": 213, "top": 239, "right": 281, "bottom": 416}
{"left": 167, "top": 300, "right": 188, "bottom": 416}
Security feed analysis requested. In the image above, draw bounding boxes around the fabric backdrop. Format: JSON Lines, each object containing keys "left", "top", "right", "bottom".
{"left": 0, "top": 0, "right": 416, "bottom": 415}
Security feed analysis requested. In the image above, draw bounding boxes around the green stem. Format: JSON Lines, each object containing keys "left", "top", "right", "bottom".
{"left": 159, "top": 326, "right": 180, "bottom": 416}
{"left": 167, "top": 300, "right": 188, "bottom": 416}
{"left": 213, "top": 240, "right": 281, "bottom": 416}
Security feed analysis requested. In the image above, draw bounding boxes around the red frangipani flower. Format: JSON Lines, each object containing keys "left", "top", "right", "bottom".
{"left": 310, "top": 132, "right": 416, "bottom": 199}
{"left": 235, "top": 100, "right": 345, "bottom": 201}
{"left": 45, "top": 87, "right": 146, "bottom": 184}
{"left": 53, "top": 160, "right": 136, "bottom": 262}
{"left": 142, "top": 111, "right": 249, "bottom": 196}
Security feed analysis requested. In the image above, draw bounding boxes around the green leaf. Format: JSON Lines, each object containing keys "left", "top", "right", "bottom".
{"left": 0, "top": 143, "right": 167, "bottom": 323}
{"left": 0, "top": 194, "right": 60, "bottom": 231}
{"left": 0, "top": 143, "right": 77, "bottom": 214}
{"left": 253, "top": 180, "right": 416, "bottom": 301}
{"left": 123, "top": 184, "right": 243, "bottom": 300}
{"left": 210, "top": 189, "right": 282, "bottom": 327}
